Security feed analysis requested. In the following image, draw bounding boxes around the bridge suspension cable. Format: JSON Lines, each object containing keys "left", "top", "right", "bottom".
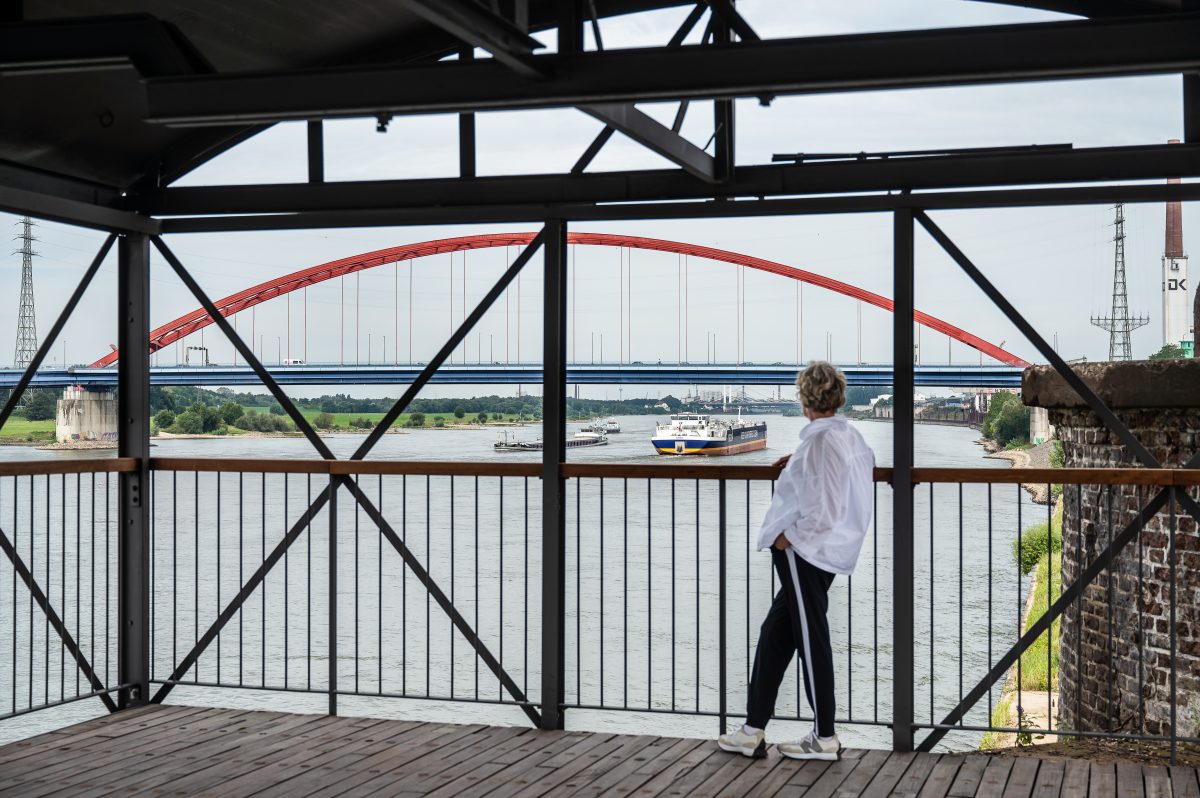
{"left": 88, "top": 232, "right": 1030, "bottom": 369}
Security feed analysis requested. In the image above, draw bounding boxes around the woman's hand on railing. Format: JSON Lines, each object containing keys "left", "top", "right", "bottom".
{"left": 772, "top": 454, "right": 791, "bottom": 469}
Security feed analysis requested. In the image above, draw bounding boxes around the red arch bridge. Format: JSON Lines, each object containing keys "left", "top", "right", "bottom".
{"left": 78, "top": 231, "right": 1028, "bottom": 388}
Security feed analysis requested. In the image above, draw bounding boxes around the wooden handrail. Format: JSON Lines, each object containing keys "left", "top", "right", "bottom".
{"left": 0, "top": 458, "right": 139, "bottom": 477}
{"left": 32, "top": 457, "right": 1174, "bottom": 487}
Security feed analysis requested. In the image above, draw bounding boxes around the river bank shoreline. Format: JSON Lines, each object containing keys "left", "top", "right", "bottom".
{"left": 978, "top": 438, "right": 1056, "bottom": 504}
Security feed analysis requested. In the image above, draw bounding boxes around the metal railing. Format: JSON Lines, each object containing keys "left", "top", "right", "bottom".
{"left": 0, "top": 460, "right": 135, "bottom": 729}
{"left": 0, "top": 456, "right": 1194, "bottom": 756}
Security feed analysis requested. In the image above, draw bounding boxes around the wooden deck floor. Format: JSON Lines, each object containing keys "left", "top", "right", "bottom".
{"left": 1, "top": 706, "right": 1197, "bottom": 797}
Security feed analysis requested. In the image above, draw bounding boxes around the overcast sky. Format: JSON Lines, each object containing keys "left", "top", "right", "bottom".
{"left": 2, "top": 1, "right": 1194, "bottom": 399}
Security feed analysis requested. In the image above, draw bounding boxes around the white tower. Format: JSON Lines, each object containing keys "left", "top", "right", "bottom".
{"left": 1163, "top": 141, "right": 1191, "bottom": 349}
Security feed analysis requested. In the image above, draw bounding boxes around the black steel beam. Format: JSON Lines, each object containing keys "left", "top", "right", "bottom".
{"left": 156, "top": 180, "right": 1200, "bottom": 233}
{"left": 0, "top": 184, "right": 158, "bottom": 234}
{"left": 135, "top": 143, "right": 1200, "bottom": 217}
{"left": 540, "top": 219, "right": 568, "bottom": 730}
{"left": 144, "top": 14, "right": 1200, "bottom": 124}
{"left": 579, "top": 104, "right": 716, "bottom": 180}
{"left": 307, "top": 121, "right": 324, "bottom": 184}
{"left": 0, "top": 14, "right": 210, "bottom": 76}
{"left": 704, "top": 0, "right": 758, "bottom": 42}
{"left": 398, "top": 0, "right": 546, "bottom": 78}
{"left": 118, "top": 233, "right": 151, "bottom": 709}
{"left": 891, "top": 208, "right": 915, "bottom": 753}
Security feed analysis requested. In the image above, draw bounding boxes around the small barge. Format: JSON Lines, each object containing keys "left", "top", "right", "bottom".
{"left": 494, "top": 430, "right": 608, "bottom": 451}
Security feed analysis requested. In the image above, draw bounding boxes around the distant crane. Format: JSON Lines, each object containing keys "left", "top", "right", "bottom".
{"left": 1091, "top": 204, "right": 1148, "bottom": 361}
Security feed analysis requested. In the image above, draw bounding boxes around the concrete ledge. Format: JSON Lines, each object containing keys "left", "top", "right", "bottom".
{"left": 1022, "top": 359, "right": 1200, "bottom": 409}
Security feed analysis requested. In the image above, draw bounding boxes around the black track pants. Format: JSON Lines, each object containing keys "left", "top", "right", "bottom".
{"left": 746, "top": 548, "right": 837, "bottom": 737}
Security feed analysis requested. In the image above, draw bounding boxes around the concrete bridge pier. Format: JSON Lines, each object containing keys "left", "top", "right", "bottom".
{"left": 55, "top": 385, "right": 117, "bottom": 442}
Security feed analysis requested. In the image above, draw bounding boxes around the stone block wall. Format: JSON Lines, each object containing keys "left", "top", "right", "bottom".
{"left": 1024, "top": 361, "right": 1200, "bottom": 740}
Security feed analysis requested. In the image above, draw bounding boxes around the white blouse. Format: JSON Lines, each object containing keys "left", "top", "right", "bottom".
{"left": 756, "top": 415, "right": 876, "bottom": 576}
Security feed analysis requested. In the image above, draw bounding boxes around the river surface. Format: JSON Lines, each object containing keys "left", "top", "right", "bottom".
{"left": 0, "top": 417, "right": 1043, "bottom": 751}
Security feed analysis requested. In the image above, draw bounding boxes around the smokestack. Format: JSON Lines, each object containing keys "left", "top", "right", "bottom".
{"left": 1166, "top": 139, "right": 1184, "bottom": 258}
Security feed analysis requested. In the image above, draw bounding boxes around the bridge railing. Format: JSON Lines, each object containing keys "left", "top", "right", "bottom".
{"left": 0, "top": 457, "right": 1193, "bottom": 756}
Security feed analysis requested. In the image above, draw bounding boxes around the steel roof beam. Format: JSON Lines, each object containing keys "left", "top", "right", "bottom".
{"left": 398, "top": 0, "right": 547, "bottom": 78}
{"left": 135, "top": 142, "right": 1200, "bottom": 216}
{"left": 400, "top": 0, "right": 717, "bottom": 180}
{"left": 145, "top": 13, "right": 1200, "bottom": 124}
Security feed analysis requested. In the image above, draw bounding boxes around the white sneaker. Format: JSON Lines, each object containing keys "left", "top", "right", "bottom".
{"left": 778, "top": 731, "right": 840, "bottom": 761}
{"left": 717, "top": 727, "right": 767, "bottom": 759}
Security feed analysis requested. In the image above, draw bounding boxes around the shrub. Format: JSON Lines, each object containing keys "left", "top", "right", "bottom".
{"left": 268, "top": 403, "right": 285, "bottom": 416}
{"left": 476, "top": 412, "right": 488, "bottom": 424}
{"left": 1049, "top": 439, "right": 1064, "bottom": 469}
{"left": 154, "top": 409, "right": 176, "bottom": 429}
{"left": 314, "top": 412, "right": 336, "bottom": 430}
{"left": 22, "top": 389, "right": 57, "bottom": 421}
{"left": 454, "top": 406, "right": 465, "bottom": 419}
{"left": 171, "top": 410, "right": 204, "bottom": 434}
{"left": 409, "top": 412, "right": 425, "bottom": 427}
{"left": 350, "top": 416, "right": 373, "bottom": 429}
{"left": 1013, "top": 505, "right": 1063, "bottom": 575}
{"left": 434, "top": 416, "right": 445, "bottom": 428}
{"left": 220, "top": 401, "right": 243, "bottom": 426}
{"left": 983, "top": 391, "right": 1029, "bottom": 446}
{"left": 234, "top": 409, "right": 292, "bottom": 433}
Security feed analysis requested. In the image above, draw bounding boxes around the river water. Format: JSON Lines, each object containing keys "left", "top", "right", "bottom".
{"left": 0, "top": 417, "right": 1041, "bottom": 751}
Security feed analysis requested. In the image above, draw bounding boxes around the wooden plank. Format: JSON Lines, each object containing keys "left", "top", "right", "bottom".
{"left": 718, "top": 748, "right": 791, "bottom": 798}
{"left": 1144, "top": 766, "right": 1172, "bottom": 798}
{"left": 568, "top": 736, "right": 688, "bottom": 797}
{"left": 1000, "top": 757, "right": 1041, "bottom": 798}
{"left": 918, "top": 756, "right": 965, "bottom": 798}
{"left": 1172, "top": 766, "right": 1200, "bottom": 798}
{"left": 300, "top": 724, "right": 499, "bottom": 798}
{"left": 685, "top": 745, "right": 777, "bottom": 798}
{"left": 977, "top": 757, "right": 1015, "bottom": 796}
{"left": 506, "top": 735, "right": 630, "bottom": 798}
{"left": 393, "top": 727, "right": 534, "bottom": 795}
{"left": 0, "top": 458, "right": 138, "bottom": 477}
{"left": 430, "top": 730, "right": 596, "bottom": 798}
{"left": 0, "top": 707, "right": 261, "bottom": 791}
{"left": 889, "top": 752, "right": 941, "bottom": 798}
{"left": 542, "top": 734, "right": 662, "bottom": 796}
{"left": 4, "top": 708, "right": 271, "bottom": 797}
{"left": 627, "top": 737, "right": 727, "bottom": 798}
{"left": 221, "top": 719, "right": 441, "bottom": 798}
{"left": 1031, "top": 759, "right": 1064, "bottom": 798}
{"left": 638, "top": 746, "right": 733, "bottom": 798}
{"left": 1061, "top": 758, "right": 1091, "bottom": 798}
{"left": 779, "top": 748, "right": 865, "bottom": 798}
{"left": 859, "top": 750, "right": 918, "bottom": 797}
{"left": 1116, "top": 761, "right": 1144, "bottom": 798}
{"left": 1089, "top": 761, "right": 1117, "bottom": 798}
{"left": 743, "top": 755, "right": 826, "bottom": 797}
{"left": 480, "top": 732, "right": 615, "bottom": 798}
{"left": 947, "top": 755, "right": 990, "bottom": 797}
{"left": 829, "top": 748, "right": 891, "bottom": 796}
{"left": 152, "top": 718, "right": 401, "bottom": 798}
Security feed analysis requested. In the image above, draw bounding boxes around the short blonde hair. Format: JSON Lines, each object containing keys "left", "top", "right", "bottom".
{"left": 796, "top": 361, "right": 846, "bottom": 413}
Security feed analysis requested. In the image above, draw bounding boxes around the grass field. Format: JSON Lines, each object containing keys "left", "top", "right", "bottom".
{"left": 0, "top": 417, "right": 55, "bottom": 442}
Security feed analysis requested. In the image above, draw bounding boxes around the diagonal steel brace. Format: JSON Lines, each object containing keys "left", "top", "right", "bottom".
{"left": 0, "top": 524, "right": 119, "bottom": 712}
{"left": 340, "top": 476, "right": 541, "bottom": 724}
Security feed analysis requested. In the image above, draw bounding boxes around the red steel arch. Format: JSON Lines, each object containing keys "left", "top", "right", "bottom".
{"left": 89, "top": 232, "right": 1028, "bottom": 368}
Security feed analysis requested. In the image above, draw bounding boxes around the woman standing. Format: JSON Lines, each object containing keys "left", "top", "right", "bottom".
{"left": 718, "top": 361, "right": 875, "bottom": 760}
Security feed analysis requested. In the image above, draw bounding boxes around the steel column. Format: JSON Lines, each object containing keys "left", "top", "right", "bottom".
{"left": 307, "top": 121, "right": 324, "bottom": 184}
{"left": 118, "top": 233, "right": 151, "bottom": 708}
{"left": 540, "top": 218, "right": 569, "bottom": 730}
{"left": 891, "top": 208, "right": 915, "bottom": 752}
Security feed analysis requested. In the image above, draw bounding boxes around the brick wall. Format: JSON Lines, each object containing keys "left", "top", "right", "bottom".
{"left": 1044, "top": 405, "right": 1199, "bottom": 739}
{"left": 1024, "top": 361, "right": 1200, "bottom": 740}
